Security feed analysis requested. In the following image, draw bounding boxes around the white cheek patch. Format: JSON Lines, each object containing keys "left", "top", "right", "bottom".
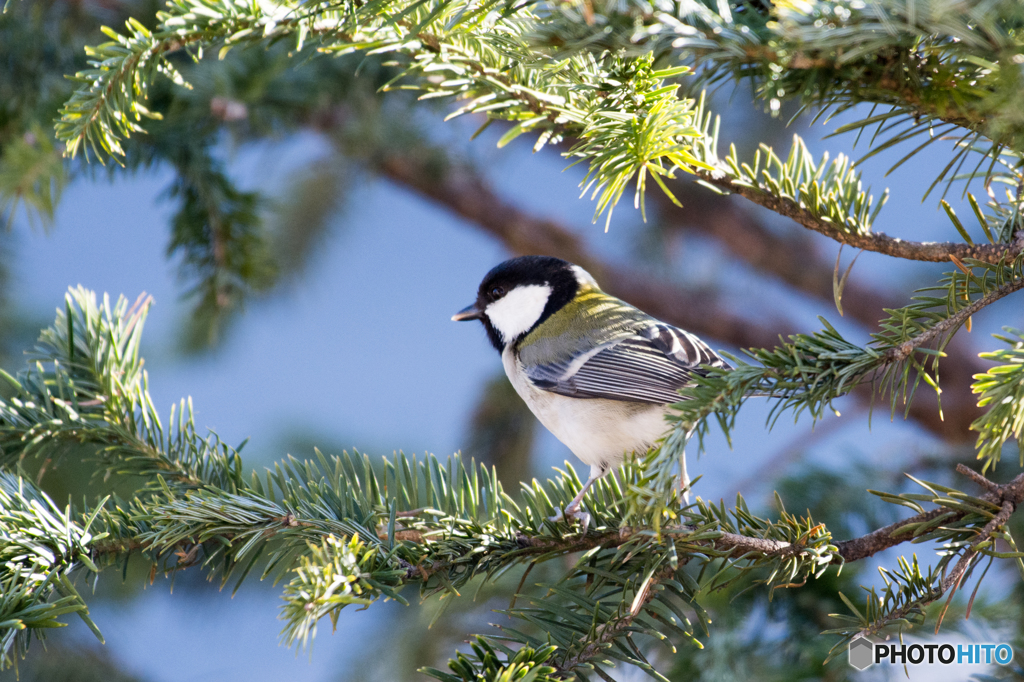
{"left": 486, "top": 284, "right": 552, "bottom": 343}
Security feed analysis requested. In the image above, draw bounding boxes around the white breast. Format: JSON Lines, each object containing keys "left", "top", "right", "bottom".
{"left": 502, "top": 348, "right": 670, "bottom": 477}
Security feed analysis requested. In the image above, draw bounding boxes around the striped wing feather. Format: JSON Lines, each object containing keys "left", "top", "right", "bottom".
{"left": 527, "top": 324, "right": 728, "bottom": 404}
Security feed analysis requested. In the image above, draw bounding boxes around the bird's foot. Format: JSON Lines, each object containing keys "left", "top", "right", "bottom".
{"left": 549, "top": 505, "right": 591, "bottom": 533}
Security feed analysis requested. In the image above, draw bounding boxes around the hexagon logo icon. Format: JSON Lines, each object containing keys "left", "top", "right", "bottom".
{"left": 849, "top": 636, "right": 874, "bottom": 670}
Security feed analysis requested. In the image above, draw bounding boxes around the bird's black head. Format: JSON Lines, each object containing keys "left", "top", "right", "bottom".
{"left": 452, "top": 255, "right": 581, "bottom": 350}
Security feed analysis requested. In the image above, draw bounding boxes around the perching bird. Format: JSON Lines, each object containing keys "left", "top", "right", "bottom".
{"left": 452, "top": 255, "right": 729, "bottom": 526}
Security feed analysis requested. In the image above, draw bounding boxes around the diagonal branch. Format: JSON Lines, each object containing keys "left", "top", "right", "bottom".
{"left": 652, "top": 184, "right": 904, "bottom": 324}
{"left": 650, "top": 183, "right": 989, "bottom": 441}
{"left": 371, "top": 150, "right": 790, "bottom": 351}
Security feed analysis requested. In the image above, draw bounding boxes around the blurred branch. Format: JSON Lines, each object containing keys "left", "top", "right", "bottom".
{"left": 654, "top": 188, "right": 898, "bottom": 323}
{"left": 371, "top": 150, "right": 787, "bottom": 351}
{"left": 369, "top": 145, "right": 983, "bottom": 441}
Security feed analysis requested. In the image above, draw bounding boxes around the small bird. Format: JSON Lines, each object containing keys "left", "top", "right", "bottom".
{"left": 453, "top": 255, "right": 729, "bottom": 526}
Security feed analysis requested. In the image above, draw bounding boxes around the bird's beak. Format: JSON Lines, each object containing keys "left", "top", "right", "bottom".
{"left": 451, "top": 303, "right": 483, "bottom": 322}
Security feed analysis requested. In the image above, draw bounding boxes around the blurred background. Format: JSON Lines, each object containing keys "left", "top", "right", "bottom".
{"left": 2, "top": 2, "right": 1023, "bottom": 681}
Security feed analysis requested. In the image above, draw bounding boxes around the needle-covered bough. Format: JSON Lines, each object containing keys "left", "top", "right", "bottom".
{"left": 0, "top": 287, "right": 1022, "bottom": 679}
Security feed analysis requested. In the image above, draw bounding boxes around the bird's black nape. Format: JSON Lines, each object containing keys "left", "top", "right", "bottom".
{"left": 474, "top": 255, "right": 580, "bottom": 351}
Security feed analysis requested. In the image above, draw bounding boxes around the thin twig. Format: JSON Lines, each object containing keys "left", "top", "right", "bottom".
{"left": 884, "top": 275, "right": 1024, "bottom": 363}
{"left": 941, "top": 500, "right": 1014, "bottom": 595}
{"left": 556, "top": 565, "right": 674, "bottom": 673}
{"left": 698, "top": 171, "right": 1024, "bottom": 265}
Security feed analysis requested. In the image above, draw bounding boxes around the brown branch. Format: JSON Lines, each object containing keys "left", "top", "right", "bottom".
{"left": 836, "top": 466, "right": 1024, "bottom": 562}
{"left": 90, "top": 466, "right": 1018, "bottom": 572}
{"left": 696, "top": 171, "right": 1024, "bottom": 264}
{"left": 845, "top": 466, "right": 1024, "bottom": 636}
{"left": 408, "top": 467, "right": 1024, "bottom": 585}
{"left": 651, "top": 184, "right": 904, "bottom": 326}
{"left": 512, "top": 526, "right": 801, "bottom": 557}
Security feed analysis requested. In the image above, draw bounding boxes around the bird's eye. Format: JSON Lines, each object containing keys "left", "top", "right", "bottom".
{"left": 490, "top": 286, "right": 504, "bottom": 298}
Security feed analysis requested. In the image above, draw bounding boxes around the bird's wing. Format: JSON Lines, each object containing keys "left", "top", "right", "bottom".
{"left": 524, "top": 324, "right": 730, "bottom": 404}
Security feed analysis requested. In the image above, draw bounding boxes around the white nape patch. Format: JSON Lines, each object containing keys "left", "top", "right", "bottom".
{"left": 485, "top": 284, "right": 552, "bottom": 344}
{"left": 571, "top": 265, "right": 600, "bottom": 290}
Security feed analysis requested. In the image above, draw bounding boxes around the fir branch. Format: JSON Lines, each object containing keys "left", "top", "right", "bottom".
{"left": 58, "top": 0, "right": 1024, "bottom": 259}
{"left": 4, "top": 287, "right": 1024, "bottom": 677}
{"left": 533, "top": 0, "right": 1024, "bottom": 157}
{"left": 57, "top": 0, "right": 712, "bottom": 223}
{"left": 826, "top": 464, "right": 1024, "bottom": 651}
{"left": 0, "top": 287, "right": 245, "bottom": 490}
{"left": 884, "top": 276, "right": 1024, "bottom": 363}
{"left": 679, "top": 106, "right": 1024, "bottom": 264}
{"left": 971, "top": 328, "right": 1024, "bottom": 468}
{"left": 0, "top": 474, "right": 106, "bottom": 669}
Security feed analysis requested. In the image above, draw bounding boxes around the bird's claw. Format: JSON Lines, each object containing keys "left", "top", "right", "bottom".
{"left": 549, "top": 506, "right": 591, "bottom": 533}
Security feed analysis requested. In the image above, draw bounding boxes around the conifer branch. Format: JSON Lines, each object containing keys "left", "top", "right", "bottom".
{"left": 826, "top": 464, "right": 1024, "bottom": 651}
{"left": 838, "top": 465, "right": 1024, "bottom": 562}
{"left": 4, "top": 288, "right": 1024, "bottom": 677}
{"left": 534, "top": 0, "right": 1024, "bottom": 151}
{"left": 677, "top": 105, "right": 1024, "bottom": 264}
{"left": 57, "top": 0, "right": 713, "bottom": 224}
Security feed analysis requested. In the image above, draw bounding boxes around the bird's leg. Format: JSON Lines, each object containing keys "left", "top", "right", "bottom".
{"left": 679, "top": 425, "right": 696, "bottom": 506}
{"left": 550, "top": 468, "right": 600, "bottom": 532}
{"left": 679, "top": 447, "right": 691, "bottom": 506}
